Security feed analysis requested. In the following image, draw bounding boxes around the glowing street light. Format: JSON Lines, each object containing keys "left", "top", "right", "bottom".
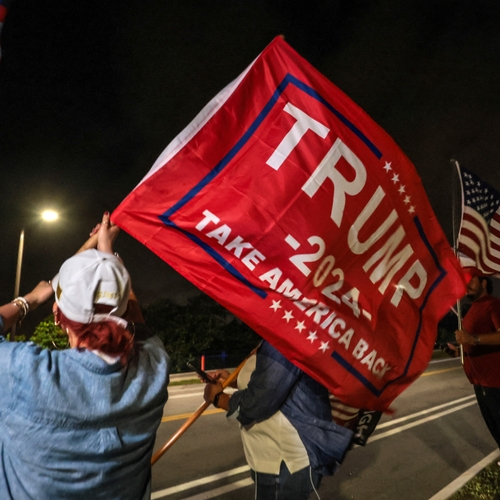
{"left": 12, "top": 209, "right": 59, "bottom": 340}
{"left": 41, "top": 210, "right": 59, "bottom": 222}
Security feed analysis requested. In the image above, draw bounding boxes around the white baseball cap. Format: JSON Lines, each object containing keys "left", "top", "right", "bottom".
{"left": 52, "top": 249, "right": 131, "bottom": 324}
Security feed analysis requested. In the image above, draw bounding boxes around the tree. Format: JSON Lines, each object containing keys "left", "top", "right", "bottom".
{"left": 30, "top": 315, "right": 68, "bottom": 350}
{"left": 143, "top": 294, "right": 259, "bottom": 372}
{"left": 27, "top": 294, "right": 260, "bottom": 372}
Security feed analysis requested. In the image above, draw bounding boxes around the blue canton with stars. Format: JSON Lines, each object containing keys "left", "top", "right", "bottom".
{"left": 461, "top": 167, "right": 500, "bottom": 223}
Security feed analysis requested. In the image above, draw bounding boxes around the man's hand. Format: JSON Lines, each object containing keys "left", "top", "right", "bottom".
{"left": 455, "top": 328, "right": 476, "bottom": 345}
{"left": 203, "top": 380, "right": 224, "bottom": 405}
{"left": 444, "top": 342, "right": 460, "bottom": 357}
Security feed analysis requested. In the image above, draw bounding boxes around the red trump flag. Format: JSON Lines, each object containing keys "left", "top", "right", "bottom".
{"left": 113, "top": 37, "right": 466, "bottom": 410}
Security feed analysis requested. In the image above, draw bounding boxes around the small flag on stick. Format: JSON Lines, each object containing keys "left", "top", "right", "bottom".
{"left": 457, "top": 165, "right": 500, "bottom": 277}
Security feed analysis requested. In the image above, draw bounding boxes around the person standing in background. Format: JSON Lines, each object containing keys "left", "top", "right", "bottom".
{"left": 454, "top": 270, "right": 500, "bottom": 448}
{"left": 203, "top": 339, "right": 353, "bottom": 500}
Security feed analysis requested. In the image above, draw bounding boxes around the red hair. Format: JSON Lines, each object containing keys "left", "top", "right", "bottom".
{"left": 58, "top": 307, "right": 134, "bottom": 362}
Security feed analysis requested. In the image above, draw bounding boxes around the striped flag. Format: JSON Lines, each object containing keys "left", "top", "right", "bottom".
{"left": 0, "top": 0, "right": 11, "bottom": 61}
{"left": 457, "top": 165, "right": 500, "bottom": 276}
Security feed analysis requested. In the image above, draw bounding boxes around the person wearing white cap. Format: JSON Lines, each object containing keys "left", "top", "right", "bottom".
{"left": 0, "top": 212, "right": 170, "bottom": 500}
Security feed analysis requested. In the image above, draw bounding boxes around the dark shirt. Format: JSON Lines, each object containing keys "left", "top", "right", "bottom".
{"left": 228, "top": 340, "right": 353, "bottom": 475}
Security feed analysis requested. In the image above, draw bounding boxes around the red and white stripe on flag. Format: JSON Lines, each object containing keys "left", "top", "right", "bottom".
{"left": 457, "top": 166, "right": 500, "bottom": 277}
{"left": 113, "top": 37, "right": 466, "bottom": 411}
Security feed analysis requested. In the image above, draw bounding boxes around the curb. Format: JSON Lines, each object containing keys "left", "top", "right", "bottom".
{"left": 429, "top": 449, "right": 500, "bottom": 500}
{"left": 170, "top": 369, "right": 237, "bottom": 384}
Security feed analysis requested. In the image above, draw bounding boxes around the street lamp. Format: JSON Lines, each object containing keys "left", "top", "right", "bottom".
{"left": 12, "top": 209, "right": 59, "bottom": 340}
{"left": 41, "top": 210, "right": 59, "bottom": 222}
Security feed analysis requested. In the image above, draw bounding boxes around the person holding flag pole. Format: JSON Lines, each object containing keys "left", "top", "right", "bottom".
{"left": 0, "top": 213, "right": 170, "bottom": 500}
{"left": 203, "top": 339, "right": 354, "bottom": 500}
{"left": 449, "top": 161, "right": 500, "bottom": 448}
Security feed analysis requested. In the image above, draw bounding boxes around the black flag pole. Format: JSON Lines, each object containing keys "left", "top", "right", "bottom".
{"left": 451, "top": 158, "right": 464, "bottom": 364}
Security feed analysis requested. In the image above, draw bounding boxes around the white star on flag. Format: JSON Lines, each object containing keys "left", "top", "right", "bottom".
{"left": 270, "top": 300, "right": 282, "bottom": 311}
{"left": 307, "top": 331, "right": 318, "bottom": 342}
{"left": 319, "top": 341, "right": 330, "bottom": 353}
{"left": 295, "top": 321, "right": 306, "bottom": 333}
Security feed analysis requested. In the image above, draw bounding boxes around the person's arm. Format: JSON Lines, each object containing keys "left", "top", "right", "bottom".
{"left": 0, "top": 281, "right": 54, "bottom": 333}
{"left": 455, "top": 327, "right": 500, "bottom": 346}
{"left": 204, "top": 341, "right": 301, "bottom": 426}
{"left": 76, "top": 211, "right": 120, "bottom": 254}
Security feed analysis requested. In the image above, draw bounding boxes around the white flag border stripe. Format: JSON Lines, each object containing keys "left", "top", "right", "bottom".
{"left": 136, "top": 57, "right": 258, "bottom": 187}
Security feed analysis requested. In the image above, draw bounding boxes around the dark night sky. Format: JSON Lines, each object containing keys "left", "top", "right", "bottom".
{"left": 1, "top": 0, "right": 500, "bottom": 328}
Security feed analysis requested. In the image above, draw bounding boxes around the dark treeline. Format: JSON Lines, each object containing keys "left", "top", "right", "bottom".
{"left": 30, "top": 293, "right": 260, "bottom": 373}
{"left": 30, "top": 292, "right": 461, "bottom": 371}
{"left": 143, "top": 294, "right": 260, "bottom": 373}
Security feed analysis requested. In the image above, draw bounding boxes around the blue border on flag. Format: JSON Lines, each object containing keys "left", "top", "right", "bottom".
{"left": 330, "top": 215, "right": 447, "bottom": 396}
{"left": 158, "top": 73, "right": 445, "bottom": 396}
{"left": 159, "top": 72, "right": 382, "bottom": 297}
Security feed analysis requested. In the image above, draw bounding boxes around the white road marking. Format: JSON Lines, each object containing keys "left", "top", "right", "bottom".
{"left": 151, "top": 465, "right": 250, "bottom": 499}
{"left": 428, "top": 449, "right": 500, "bottom": 500}
{"left": 181, "top": 478, "right": 255, "bottom": 500}
{"left": 152, "top": 395, "right": 478, "bottom": 498}
{"left": 376, "top": 395, "right": 476, "bottom": 429}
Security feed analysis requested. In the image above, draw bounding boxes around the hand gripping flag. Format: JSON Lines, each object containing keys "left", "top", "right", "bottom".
{"left": 456, "top": 165, "right": 500, "bottom": 277}
{"left": 113, "top": 37, "right": 466, "bottom": 411}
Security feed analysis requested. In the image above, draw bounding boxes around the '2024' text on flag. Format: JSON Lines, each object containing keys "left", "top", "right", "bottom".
{"left": 113, "top": 37, "right": 466, "bottom": 411}
{"left": 457, "top": 165, "right": 500, "bottom": 277}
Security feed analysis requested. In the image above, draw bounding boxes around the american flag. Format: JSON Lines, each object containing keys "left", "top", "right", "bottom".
{"left": 457, "top": 166, "right": 500, "bottom": 276}
{"left": 0, "top": 0, "right": 11, "bottom": 61}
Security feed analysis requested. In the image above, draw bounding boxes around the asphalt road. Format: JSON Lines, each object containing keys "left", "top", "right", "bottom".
{"left": 150, "top": 356, "right": 497, "bottom": 500}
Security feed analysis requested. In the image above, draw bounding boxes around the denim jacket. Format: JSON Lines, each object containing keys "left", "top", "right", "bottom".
{"left": 0, "top": 321, "right": 169, "bottom": 500}
{"left": 228, "top": 340, "right": 353, "bottom": 476}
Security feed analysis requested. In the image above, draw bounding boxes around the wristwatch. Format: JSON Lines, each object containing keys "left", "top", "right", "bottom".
{"left": 213, "top": 391, "right": 224, "bottom": 408}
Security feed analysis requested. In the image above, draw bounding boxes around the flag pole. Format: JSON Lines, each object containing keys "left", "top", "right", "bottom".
{"left": 151, "top": 347, "right": 257, "bottom": 466}
{"left": 451, "top": 159, "right": 464, "bottom": 364}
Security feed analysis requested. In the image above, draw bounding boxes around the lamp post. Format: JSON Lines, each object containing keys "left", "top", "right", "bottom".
{"left": 11, "top": 210, "right": 59, "bottom": 340}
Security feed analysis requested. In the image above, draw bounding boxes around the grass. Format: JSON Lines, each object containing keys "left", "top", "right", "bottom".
{"left": 169, "top": 378, "right": 202, "bottom": 387}
{"left": 450, "top": 460, "right": 500, "bottom": 499}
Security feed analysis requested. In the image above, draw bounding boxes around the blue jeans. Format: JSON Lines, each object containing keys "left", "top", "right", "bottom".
{"left": 251, "top": 462, "right": 322, "bottom": 500}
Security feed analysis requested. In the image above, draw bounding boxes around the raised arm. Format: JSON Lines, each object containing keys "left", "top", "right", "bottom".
{"left": 0, "top": 281, "right": 54, "bottom": 333}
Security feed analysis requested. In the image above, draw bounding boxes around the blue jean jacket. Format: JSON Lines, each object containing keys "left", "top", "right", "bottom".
{"left": 228, "top": 340, "right": 353, "bottom": 476}
{"left": 0, "top": 322, "right": 169, "bottom": 500}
